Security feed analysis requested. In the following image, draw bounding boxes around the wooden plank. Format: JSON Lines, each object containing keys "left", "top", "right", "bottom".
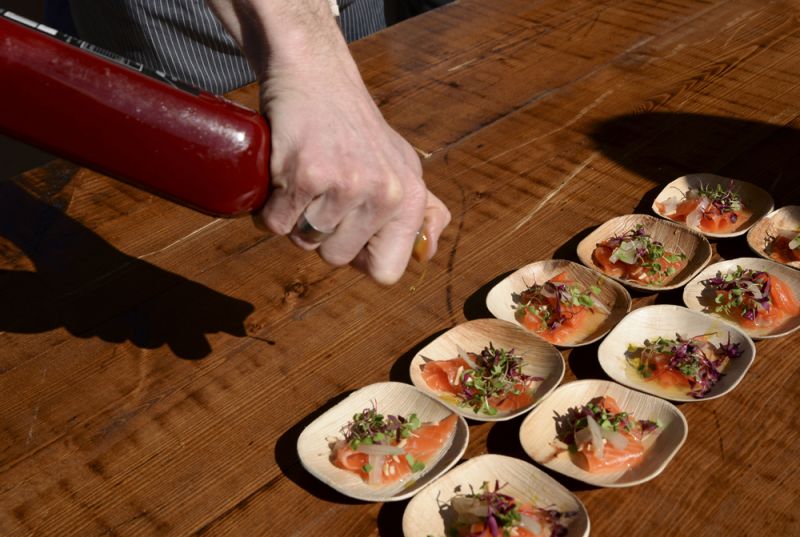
{"left": 1, "top": 0, "right": 799, "bottom": 535}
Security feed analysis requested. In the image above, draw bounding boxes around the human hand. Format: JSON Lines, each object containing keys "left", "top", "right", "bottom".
{"left": 258, "top": 59, "right": 449, "bottom": 283}
{"left": 207, "top": 0, "right": 450, "bottom": 284}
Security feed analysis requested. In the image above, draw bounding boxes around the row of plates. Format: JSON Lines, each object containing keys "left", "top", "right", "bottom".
{"left": 295, "top": 304, "right": 731, "bottom": 511}
{"left": 295, "top": 173, "right": 797, "bottom": 535}
{"left": 649, "top": 173, "right": 798, "bottom": 270}
{"left": 298, "top": 376, "right": 685, "bottom": 535}
{"left": 488, "top": 257, "right": 800, "bottom": 342}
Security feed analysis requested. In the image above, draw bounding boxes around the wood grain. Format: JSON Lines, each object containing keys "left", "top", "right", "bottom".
{"left": 2, "top": 0, "right": 800, "bottom": 535}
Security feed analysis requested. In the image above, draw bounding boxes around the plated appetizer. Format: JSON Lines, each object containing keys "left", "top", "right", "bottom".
{"left": 598, "top": 305, "right": 756, "bottom": 402}
{"left": 298, "top": 382, "right": 468, "bottom": 502}
{"left": 576, "top": 214, "right": 711, "bottom": 292}
{"left": 330, "top": 404, "right": 457, "bottom": 486}
{"left": 655, "top": 180, "right": 748, "bottom": 234}
{"left": 591, "top": 224, "right": 687, "bottom": 286}
{"left": 421, "top": 344, "right": 543, "bottom": 416}
{"left": 552, "top": 396, "right": 660, "bottom": 473}
{"left": 410, "top": 319, "right": 564, "bottom": 422}
{"left": 513, "top": 271, "right": 610, "bottom": 345}
{"left": 747, "top": 205, "right": 800, "bottom": 268}
{"left": 700, "top": 266, "right": 800, "bottom": 332}
{"left": 651, "top": 173, "right": 773, "bottom": 238}
{"left": 683, "top": 258, "right": 800, "bottom": 339}
{"left": 625, "top": 333, "right": 742, "bottom": 399}
{"left": 446, "top": 481, "right": 572, "bottom": 537}
{"left": 487, "top": 260, "right": 631, "bottom": 347}
{"left": 520, "top": 379, "right": 688, "bottom": 487}
{"left": 402, "top": 454, "right": 589, "bottom": 537}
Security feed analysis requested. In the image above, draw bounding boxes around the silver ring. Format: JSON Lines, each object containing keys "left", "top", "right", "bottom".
{"left": 295, "top": 212, "right": 333, "bottom": 243}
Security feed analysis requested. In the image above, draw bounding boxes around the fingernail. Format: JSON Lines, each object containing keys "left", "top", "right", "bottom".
{"left": 412, "top": 228, "right": 430, "bottom": 263}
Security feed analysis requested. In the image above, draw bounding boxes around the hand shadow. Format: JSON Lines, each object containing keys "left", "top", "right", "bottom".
{"left": 0, "top": 170, "right": 254, "bottom": 360}
{"left": 589, "top": 112, "right": 800, "bottom": 201}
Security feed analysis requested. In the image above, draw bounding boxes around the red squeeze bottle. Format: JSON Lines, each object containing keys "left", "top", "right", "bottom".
{"left": 0, "top": 10, "right": 270, "bottom": 216}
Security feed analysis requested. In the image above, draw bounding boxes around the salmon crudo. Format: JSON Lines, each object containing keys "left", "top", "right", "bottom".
{"left": 551, "top": 396, "right": 660, "bottom": 473}
{"left": 655, "top": 181, "right": 750, "bottom": 234}
{"left": 421, "top": 344, "right": 544, "bottom": 417}
{"left": 330, "top": 404, "right": 457, "bottom": 490}
{"left": 513, "top": 271, "right": 610, "bottom": 345}
{"left": 446, "top": 481, "right": 573, "bottom": 537}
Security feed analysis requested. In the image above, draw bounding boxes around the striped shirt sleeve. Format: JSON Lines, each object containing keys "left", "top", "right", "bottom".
{"left": 68, "top": 0, "right": 387, "bottom": 94}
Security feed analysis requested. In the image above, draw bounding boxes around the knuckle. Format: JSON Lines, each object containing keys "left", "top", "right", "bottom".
{"left": 329, "top": 174, "right": 361, "bottom": 202}
{"left": 294, "top": 161, "right": 327, "bottom": 194}
{"left": 403, "top": 180, "right": 428, "bottom": 215}
{"left": 319, "top": 247, "right": 355, "bottom": 267}
{"left": 405, "top": 147, "right": 423, "bottom": 175}
{"left": 265, "top": 214, "right": 294, "bottom": 236}
{"left": 371, "top": 265, "right": 403, "bottom": 286}
{"left": 373, "top": 177, "right": 404, "bottom": 211}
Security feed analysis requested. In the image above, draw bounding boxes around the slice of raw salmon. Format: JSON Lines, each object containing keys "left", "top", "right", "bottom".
{"left": 332, "top": 413, "right": 458, "bottom": 485}
{"left": 770, "top": 275, "right": 800, "bottom": 315}
{"left": 574, "top": 432, "right": 645, "bottom": 472}
{"left": 571, "top": 395, "right": 646, "bottom": 472}
{"left": 769, "top": 236, "right": 800, "bottom": 263}
{"left": 491, "top": 387, "right": 535, "bottom": 412}
{"left": 404, "top": 413, "right": 458, "bottom": 462}
{"left": 420, "top": 357, "right": 470, "bottom": 394}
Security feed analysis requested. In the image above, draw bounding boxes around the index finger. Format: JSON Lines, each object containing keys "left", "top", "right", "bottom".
{"left": 415, "top": 191, "right": 451, "bottom": 261}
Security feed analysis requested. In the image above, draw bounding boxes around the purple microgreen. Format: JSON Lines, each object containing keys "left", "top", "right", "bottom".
{"left": 626, "top": 333, "right": 742, "bottom": 398}
{"left": 343, "top": 404, "right": 421, "bottom": 449}
{"left": 695, "top": 180, "right": 743, "bottom": 214}
{"left": 456, "top": 344, "right": 542, "bottom": 416}
{"left": 604, "top": 225, "right": 686, "bottom": 283}
{"left": 702, "top": 265, "right": 773, "bottom": 321}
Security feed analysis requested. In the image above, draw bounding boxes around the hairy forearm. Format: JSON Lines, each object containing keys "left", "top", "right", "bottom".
{"left": 205, "top": 0, "right": 346, "bottom": 75}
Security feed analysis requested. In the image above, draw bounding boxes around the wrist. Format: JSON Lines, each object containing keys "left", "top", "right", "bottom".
{"left": 234, "top": 0, "right": 348, "bottom": 75}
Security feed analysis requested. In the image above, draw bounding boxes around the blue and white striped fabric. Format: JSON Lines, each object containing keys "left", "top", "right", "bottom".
{"left": 67, "top": 0, "right": 386, "bottom": 94}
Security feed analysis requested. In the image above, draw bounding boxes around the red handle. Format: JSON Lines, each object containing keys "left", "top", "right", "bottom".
{"left": 0, "top": 13, "right": 270, "bottom": 216}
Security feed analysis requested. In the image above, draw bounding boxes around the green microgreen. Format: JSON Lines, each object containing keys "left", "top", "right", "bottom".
{"left": 455, "top": 344, "right": 542, "bottom": 416}
{"left": 625, "top": 333, "right": 742, "bottom": 398}
{"left": 701, "top": 265, "right": 772, "bottom": 321}
{"left": 695, "top": 180, "right": 743, "bottom": 213}
{"left": 343, "top": 405, "right": 421, "bottom": 450}
{"left": 605, "top": 225, "right": 686, "bottom": 283}
{"left": 515, "top": 276, "right": 604, "bottom": 331}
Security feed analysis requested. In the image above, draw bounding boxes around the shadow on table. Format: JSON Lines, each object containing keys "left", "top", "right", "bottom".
{"left": 462, "top": 270, "right": 514, "bottom": 321}
{"left": 377, "top": 499, "right": 410, "bottom": 537}
{"left": 390, "top": 328, "right": 451, "bottom": 383}
{"left": 273, "top": 391, "right": 365, "bottom": 505}
{"left": 589, "top": 111, "right": 800, "bottom": 201}
{"left": 0, "top": 164, "right": 254, "bottom": 360}
{"left": 486, "top": 415, "right": 598, "bottom": 493}
{"left": 565, "top": 341, "right": 611, "bottom": 380}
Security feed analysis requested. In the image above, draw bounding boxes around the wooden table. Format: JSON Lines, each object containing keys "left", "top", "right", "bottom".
{"left": 2, "top": 1, "right": 799, "bottom": 535}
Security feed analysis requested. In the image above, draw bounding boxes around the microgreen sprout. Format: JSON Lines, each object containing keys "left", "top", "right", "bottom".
{"left": 695, "top": 180, "right": 743, "bottom": 219}
{"left": 606, "top": 225, "right": 686, "bottom": 282}
{"left": 626, "top": 333, "right": 742, "bottom": 398}
{"left": 343, "top": 404, "right": 421, "bottom": 450}
{"left": 456, "top": 344, "right": 543, "bottom": 416}
{"left": 516, "top": 276, "right": 604, "bottom": 332}
{"left": 702, "top": 265, "right": 772, "bottom": 321}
